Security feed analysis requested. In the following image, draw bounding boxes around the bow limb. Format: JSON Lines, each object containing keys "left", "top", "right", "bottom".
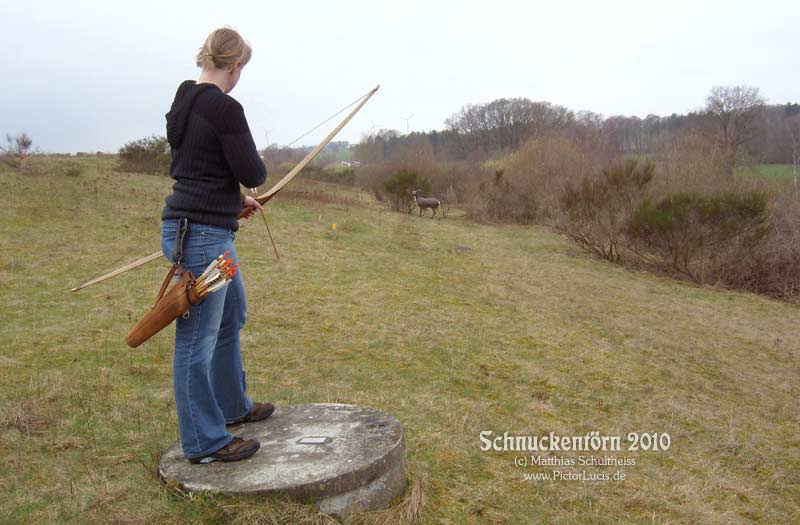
{"left": 252, "top": 84, "right": 380, "bottom": 207}
{"left": 70, "top": 251, "right": 163, "bottom": 292}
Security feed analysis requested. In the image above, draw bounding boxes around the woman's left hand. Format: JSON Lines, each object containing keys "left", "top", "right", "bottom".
{"left": 241, "top": 195, "right": 264, "bottom": 219}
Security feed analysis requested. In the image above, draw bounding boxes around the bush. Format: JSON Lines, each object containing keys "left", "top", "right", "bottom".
{"left": 558, "top": 158, "right": 655, "bottom": 261}
{"left": 354, "top": 163, "right": 391, "bottom": 202}
{"left": 724, "top": 191, "right": 800, "bottom": 301}
{"left": 383, "top": 169, "right": 431, "bottom": 213}
{"left": 1, "top": 132, "right": 34, "bottom": 169}
{"left": 652, "top": 131, "right": 731, "bottom": 195}
{"left": 278, "top": 161, "right": 296, "bottom": 174}
{"left": 323, "top": 166, "right": 355, "bottom": 185}
{"left": 441, "top": 185, "right": 458, "bottom": 217}
{"left": 466, "top": 132, "right": 611, "bottom": 224}
{"left": 627, "top": 191, "right": 770, "bottom": 282}
{"left": 299, "top": 164, "right": 356, "bottom": 185}
{"left": 472, "top": 169, "right": 540, "bottom": 224}
{"left": 117, "top": 135, "right": 170, "bottom": 174}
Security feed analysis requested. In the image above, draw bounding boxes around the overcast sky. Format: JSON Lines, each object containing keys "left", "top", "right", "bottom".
{"left": 1, "top": 0, "right": 798, "bottom": 153}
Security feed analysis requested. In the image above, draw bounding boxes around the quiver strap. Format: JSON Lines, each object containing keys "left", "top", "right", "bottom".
{"left": 125, "top": 218, "right": 202, "bottom": 348}
{"left": 125, "top": 265, "right": 202, "bottom": 348}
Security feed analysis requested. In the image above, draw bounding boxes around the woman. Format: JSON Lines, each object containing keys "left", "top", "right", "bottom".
{"left": 161, "top": 27, "right": 273, "bottom": 464}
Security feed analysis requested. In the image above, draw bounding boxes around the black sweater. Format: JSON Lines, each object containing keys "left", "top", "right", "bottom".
{"left": 161, "top": 80, "right": 267, "bottom": 231}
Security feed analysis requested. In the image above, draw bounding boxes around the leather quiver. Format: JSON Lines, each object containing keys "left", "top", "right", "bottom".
{"left": 125, "top": 265, "right": 202, "bottom": 348}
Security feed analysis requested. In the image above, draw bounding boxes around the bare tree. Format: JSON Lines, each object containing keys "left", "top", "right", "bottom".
{"left": 445, "top": 98, "right": 574, "bottom": 154}
{"left": 704, "top": 86, "right": 765, "bottom": 176}
{"left": 1, "top": 132, "right": 34, "bottom": 168}
{"left": 785, "top": 115, "right": 800, "bottom": 188}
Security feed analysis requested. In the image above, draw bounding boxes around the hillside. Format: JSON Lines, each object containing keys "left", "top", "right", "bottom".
{"left": 1, "top": 156, "right": 798, "bottom": 524}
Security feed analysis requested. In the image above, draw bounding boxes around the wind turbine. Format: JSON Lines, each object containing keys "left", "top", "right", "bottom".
{"left": 401, "top": 113, "right": 414, "bottom": 133}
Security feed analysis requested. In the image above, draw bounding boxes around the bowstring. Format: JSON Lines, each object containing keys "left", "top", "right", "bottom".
{"left": 74, "top": 234, "right": 159, "bottom": 288}
{"left": 284, "top": 88, "right": 375, "bottom": 148}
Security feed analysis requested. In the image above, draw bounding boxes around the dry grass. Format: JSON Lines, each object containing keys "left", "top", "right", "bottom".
{"left": 1, "top": 398, "right": 50, "bottom": 436}
{"left": 280, "top": 187, "right": 367, "bottom": 209}
{"left": 345, "top": 473, "right": 427, "bottom": 525}
{"left": 0, "top": 156, "right": 798, "bottom": 524}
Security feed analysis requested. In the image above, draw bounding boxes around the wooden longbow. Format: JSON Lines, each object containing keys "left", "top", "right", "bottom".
{"left": 71, "top": 85, "right": 380, "bottom": 292}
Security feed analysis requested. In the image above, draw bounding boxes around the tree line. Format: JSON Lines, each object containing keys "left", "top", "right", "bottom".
{"left": 353, "top": 86, "right": 800, "bottom": 173}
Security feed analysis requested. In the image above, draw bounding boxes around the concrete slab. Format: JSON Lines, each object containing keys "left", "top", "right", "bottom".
{"left": 158, "top": 403, "right": 406, "bottom": 518}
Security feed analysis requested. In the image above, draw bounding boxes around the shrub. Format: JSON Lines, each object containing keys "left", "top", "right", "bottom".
{"left": 471, "top": 169, "right": 540, "bottom": 224}
{"left": 417, "top": 162, "right": 472, "bottom": 206}
{"left": 383, "top": 169, "right": 431, "bottom": 213}
{"left": 117, "top": 135, "right": 170, "bottom": 174}
{"left": 653, "top": 131, "right": 731, "bottom": 195}
{"left": 300, "top": 164, "right": 356, "bottom": 185}
{"left": 748, "top": 191, "right": 800, "bottom": 301}
{"left": 558, "top": 158, "right": 655, "bottom": 261}
{"left": 441, "top": 185, "right": 458, "bottom": 217}
{"left": 354, "top": 163, "right": 392, "bottom": 202}
{"left": 326, "top": 166, "right": 355, "bottom": 185}
{"left": 466, "top": 132, "right": 611, "bottom": 224}
{"left": 278, "top": 161, "right": 296, "bottom": 174}
{"left": 626, "top": 191, "right": 770, "bottom": 282}
{"left": 1, "top": 132, "right": 34, "bottom": 169}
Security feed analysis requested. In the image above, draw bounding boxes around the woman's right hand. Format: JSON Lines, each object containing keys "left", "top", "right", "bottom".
{"left": 241, "top": 195, "right": 264, "bottom": 219}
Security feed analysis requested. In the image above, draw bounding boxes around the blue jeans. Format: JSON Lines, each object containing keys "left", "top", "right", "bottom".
{"left": 161, "top": 219, "right": 254, "bottom": 459}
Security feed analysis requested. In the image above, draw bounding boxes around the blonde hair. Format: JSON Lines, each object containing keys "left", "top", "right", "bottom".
{"left": 196, "top": 27, "right": 252, "bottom": 70}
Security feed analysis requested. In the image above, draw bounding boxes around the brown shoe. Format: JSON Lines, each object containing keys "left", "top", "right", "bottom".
{"left": 228, "top": 402, "right": 275, "bottom": 426}
{"left": 188, "top": 436, "right": 260, "bottom": 464}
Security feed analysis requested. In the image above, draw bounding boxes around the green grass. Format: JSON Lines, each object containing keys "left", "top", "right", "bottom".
{"left": 755, "top": 163, "right": 796, "bottom": 182}
{"left": 739, "top": 163, "right": 797, "bottom": 184}
{"left": 1, "top": 156, "right": 799, "bottom": 524}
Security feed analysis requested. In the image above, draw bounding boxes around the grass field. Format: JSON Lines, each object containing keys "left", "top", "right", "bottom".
{"left": 742, "top": 163, "right": 797, "bottom": 184}
{"left": 1, "top": 156, "right": 799, "bottom": 524}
